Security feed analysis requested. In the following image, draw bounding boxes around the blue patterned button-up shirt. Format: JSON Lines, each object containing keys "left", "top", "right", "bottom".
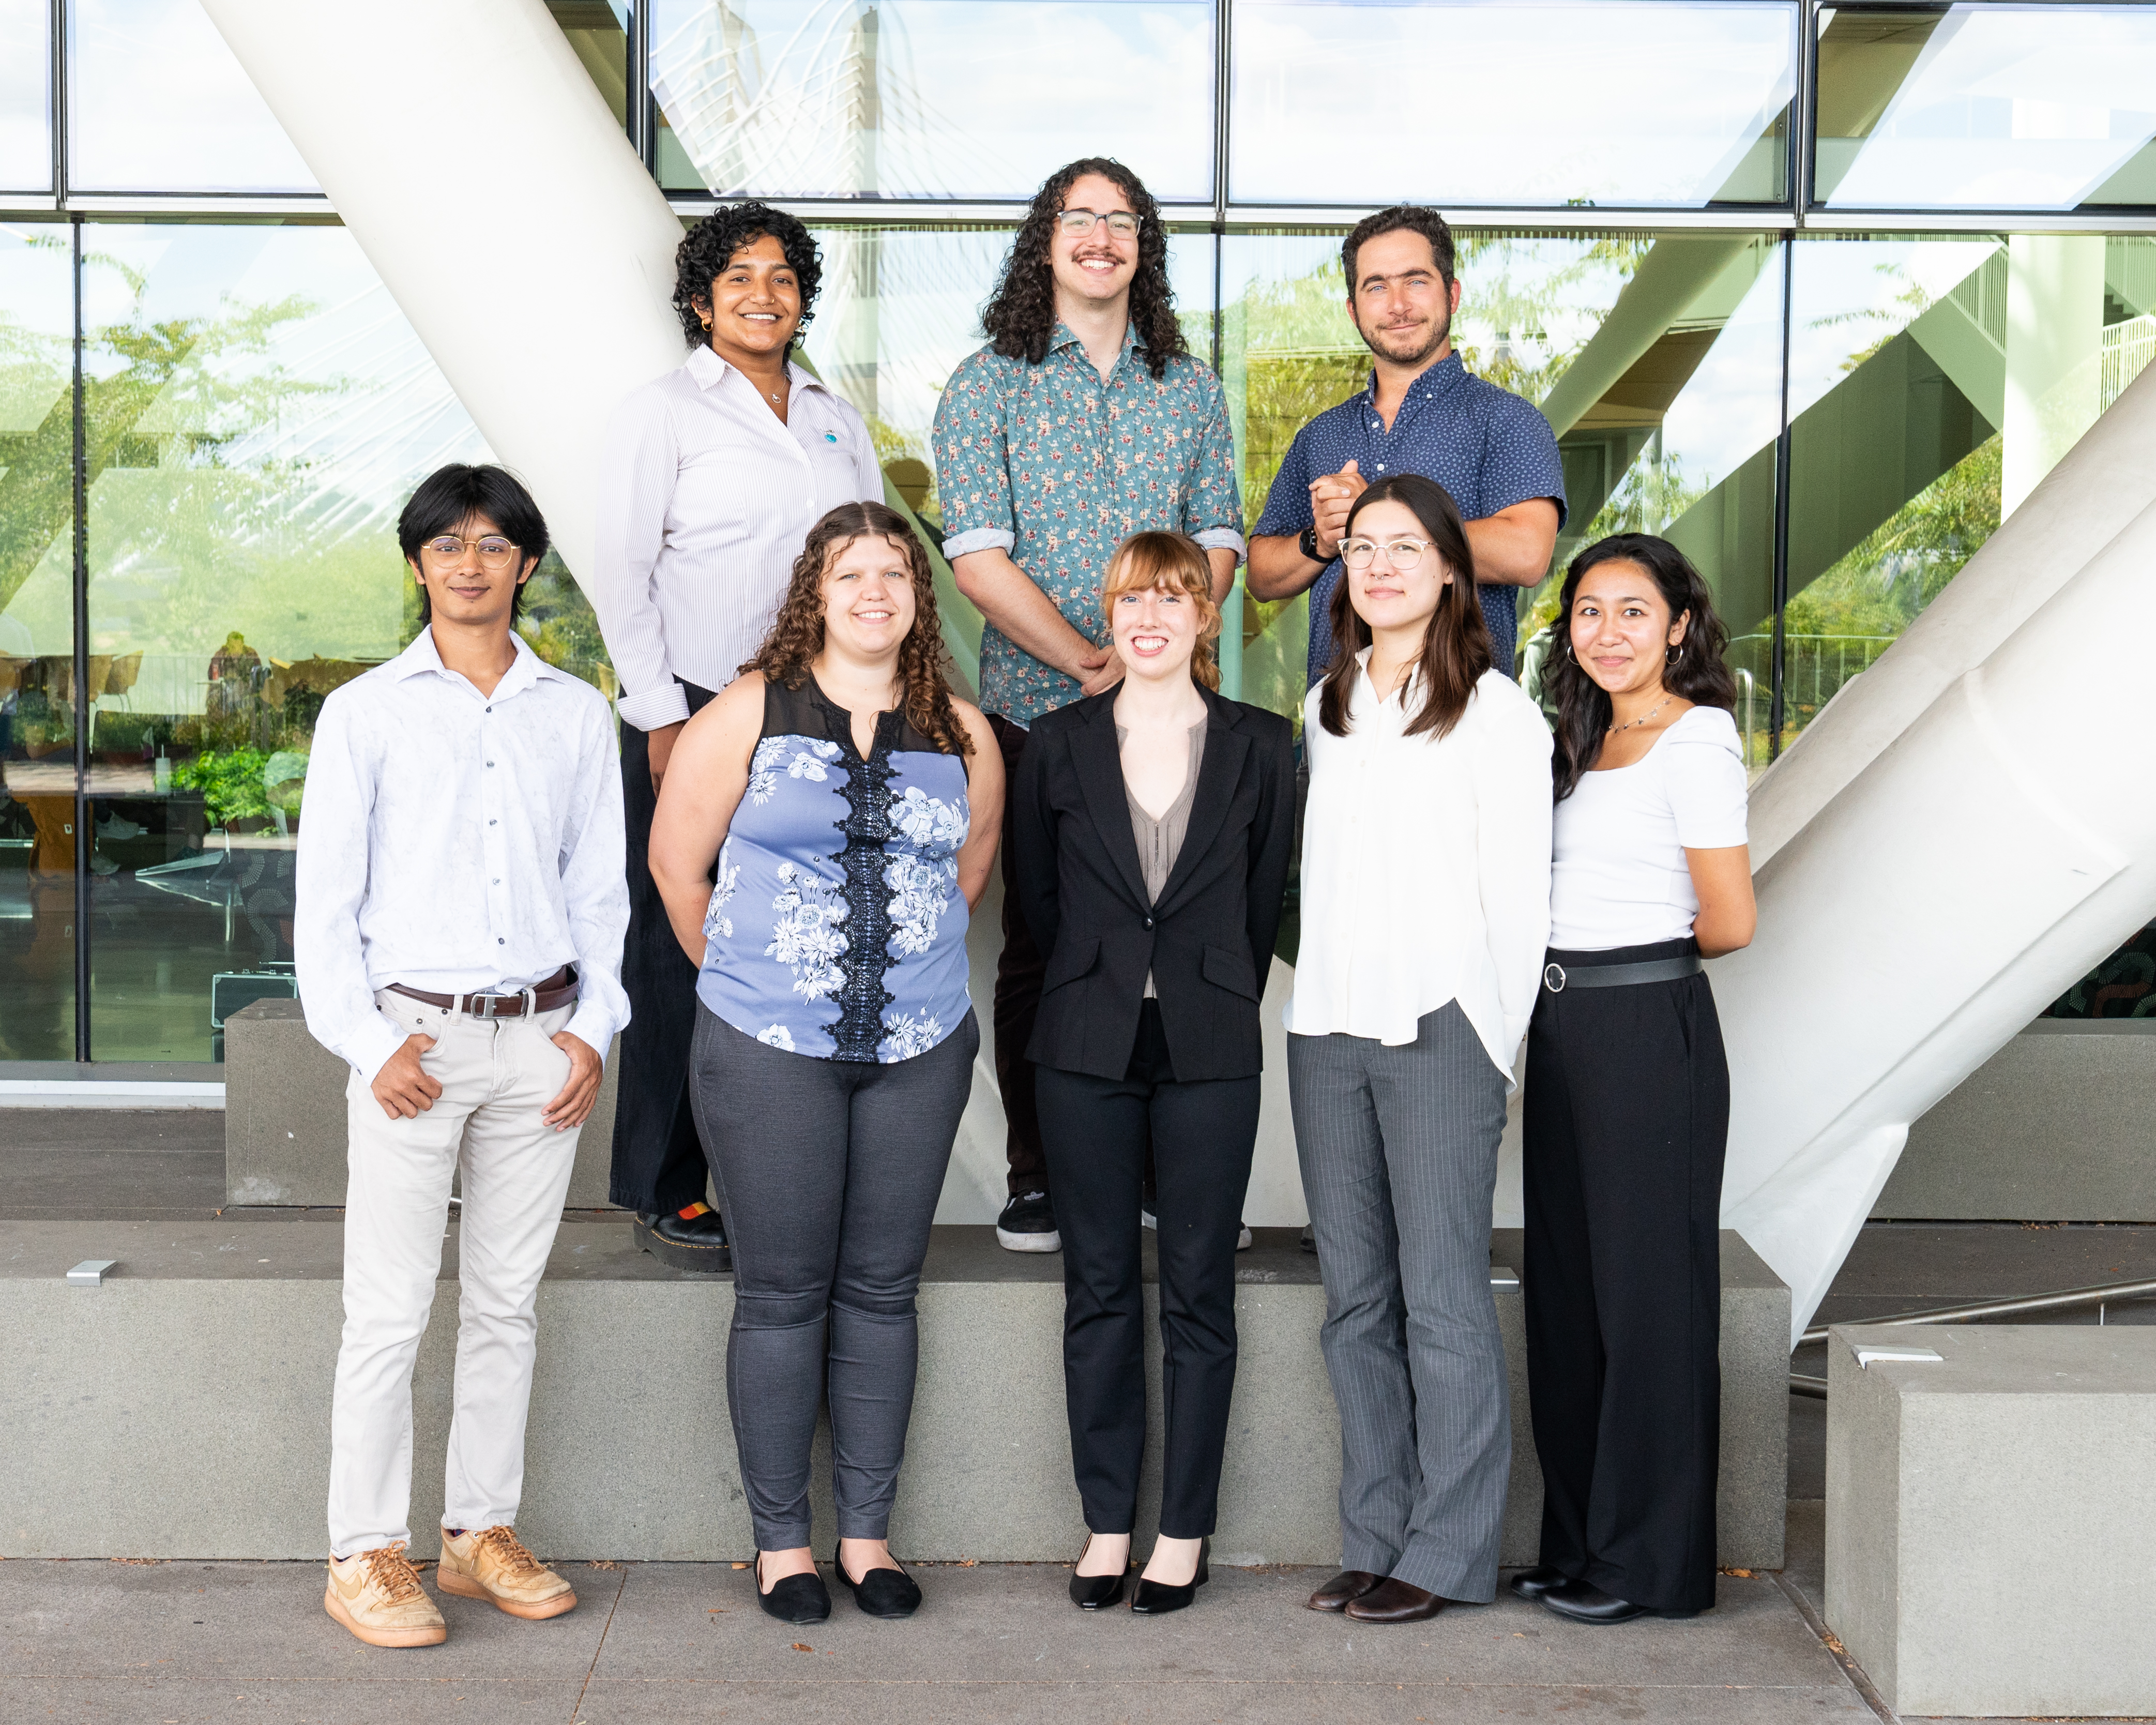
{"left": 933, "top": 323, "right": 1245, "bottom": 725}
{"left": 1252, "top": 353, "right": 1566, "bottom": 686}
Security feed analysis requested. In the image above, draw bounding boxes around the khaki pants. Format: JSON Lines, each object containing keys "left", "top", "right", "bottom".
{"left": 326, "top": 988, "right": 580, "bottom": 1557}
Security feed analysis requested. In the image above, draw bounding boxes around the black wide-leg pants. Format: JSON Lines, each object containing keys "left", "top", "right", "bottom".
{"left": 1037, "top": 1001, "right": 1259, "bottom": 1539}
{"left": 609, "top": 678, "right": 719, "bottom": 1216}
{"left": 1522, "top": 937, "right": 1728, "bottom": 1616}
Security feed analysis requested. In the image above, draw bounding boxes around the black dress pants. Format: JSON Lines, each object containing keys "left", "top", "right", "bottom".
{"left": 987, "top": 714, "right": 1048, "bottom": 1197}
{"left": 609, "top": 678, "right": 720, "bottom": 1215}
{"left": 1036, "top": 1001, "right": 1259, "bottom": 1539}
{"left": 1522, "top": 937, "right": 1728, "bottom": 1616}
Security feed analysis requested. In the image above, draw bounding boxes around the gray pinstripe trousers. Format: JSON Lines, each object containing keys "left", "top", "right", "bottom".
{"left": 1287, "top": 1001, "right": 1511, "bottom": 1602}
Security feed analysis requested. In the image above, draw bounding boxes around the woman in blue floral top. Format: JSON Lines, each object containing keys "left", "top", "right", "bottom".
{"left": 650, "top": 502, "right": 1003, "bottom": 1626}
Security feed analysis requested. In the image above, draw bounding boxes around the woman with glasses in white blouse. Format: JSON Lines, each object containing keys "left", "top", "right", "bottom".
{"left": 1509, "top": 533, "right": 1755, "bottom": 1627}
{"left": 1286, "top": 474, "right": 1553, "bottom": 1627}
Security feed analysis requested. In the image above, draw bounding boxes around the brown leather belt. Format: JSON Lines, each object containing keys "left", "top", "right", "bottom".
{"left": 389, "top": 967, "right": 578, "bottom": 1019}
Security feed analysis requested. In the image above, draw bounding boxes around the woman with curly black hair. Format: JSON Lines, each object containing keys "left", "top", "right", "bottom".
{"left": 588, "top": 201, "right": 884, "bottom": 1274}
{"left": 931, "top": 157, "right": 1245, "bottom": 1253}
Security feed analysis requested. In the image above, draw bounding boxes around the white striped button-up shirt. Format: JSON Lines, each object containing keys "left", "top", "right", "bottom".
{"left": 591, "top": 345, "right": 883, "bottom": 731}
{"left": 294, "top": 630, "right": 631, "bottom": 1083}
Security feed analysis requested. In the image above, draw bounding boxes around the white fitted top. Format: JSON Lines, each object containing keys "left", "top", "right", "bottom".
{"left": 1548, "top": 705, "right": 1748, "bottom": 950}
{"left": 1286, "top": 658, "right": 1553, "bottom": 1087}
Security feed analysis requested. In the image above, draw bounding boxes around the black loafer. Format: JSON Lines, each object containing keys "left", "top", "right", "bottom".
{"left": 754, "top": 1554, "right": 830, "bottom": 1625}
{"left": 832, "top": 1545, "right": 922, "bottom": 1619}
{"left": 1130, "top": 1538, "right": 1208, "bottom": 1616}
{"left": 1539, "top": 1579, "right": 1651, "bottom": 1624}
{"left": 1508, "top": 1565, "right": 1572, "bottom": 1600}
{"left": 1069, "top": 1534, "right": 1131, "bottom": 1610}
{"left": 635, "top": 1206, "right": 732, "bottom": 1274}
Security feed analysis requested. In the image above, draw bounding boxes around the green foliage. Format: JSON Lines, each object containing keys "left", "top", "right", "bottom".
{"left": 171, "top": 746, "right": 271, "bottom": 826}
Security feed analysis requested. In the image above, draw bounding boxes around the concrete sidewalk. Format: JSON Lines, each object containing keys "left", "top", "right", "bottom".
{"left": 0, "top": 1502, "right": 2061, "bottom": 1725}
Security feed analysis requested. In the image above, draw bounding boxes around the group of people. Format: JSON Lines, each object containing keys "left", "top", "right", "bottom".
{"left": 292, "top": 158, "right": 1755, "bottom": 1651}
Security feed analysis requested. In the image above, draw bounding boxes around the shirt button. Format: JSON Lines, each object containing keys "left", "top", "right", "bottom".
{"left": 489, "top": 819, "right": 498, "bottom": 826}
{"left": 487, "top": 761, "right": 494, "bottom": 767}
{"left": 497, "top": 937, "right": 505, "bottom": 945}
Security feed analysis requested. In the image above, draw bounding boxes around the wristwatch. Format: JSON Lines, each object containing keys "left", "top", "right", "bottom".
{"left": 1299, "top": 522, "right": 1325, "bottom": 564}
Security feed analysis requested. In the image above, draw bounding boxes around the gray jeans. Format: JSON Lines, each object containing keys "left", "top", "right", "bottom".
{"left": 1286, "top": 1001, "right": 1511, "bottom": 1602}
{"left": 688, "top": 1004, "right": 979, "bottom": 1550}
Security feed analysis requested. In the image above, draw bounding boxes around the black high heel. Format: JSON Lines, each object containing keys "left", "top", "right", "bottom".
{"left": 1130, "top": 1537, "right": 1209, "bottom": 1615}
{"left": 754, "top": 1552, "right": 831, "bottom": 1625}
{"left": 832, "top": 1542, "right": 922, "bottom": 1619}
{"left": 1069, "top": 1533, "right": 1131, "bottom": 1610}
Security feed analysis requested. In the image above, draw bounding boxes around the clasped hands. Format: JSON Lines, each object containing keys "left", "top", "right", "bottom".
{"left": 1307, "top": 458, "right": 1367, "bottom": 564}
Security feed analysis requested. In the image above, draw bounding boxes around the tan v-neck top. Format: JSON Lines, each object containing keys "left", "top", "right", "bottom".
{"left": 1118, "top": 718, "right": 1208, "bottom": 999}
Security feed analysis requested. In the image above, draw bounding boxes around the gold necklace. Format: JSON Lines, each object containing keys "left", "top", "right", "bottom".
{"left": 1608, "top": 693, "right": 1672, "bottom": 735}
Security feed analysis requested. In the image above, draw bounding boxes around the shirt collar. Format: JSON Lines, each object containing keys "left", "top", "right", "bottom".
{"left": 392, "top": 627, "right": 566, "bottom": 700}
{"left": 1362, "top": 349, "right": 1466, "bottom": 410}
{"left": 687, "top": 342, "right": 822, "bottom": 398}
{"left": 1047, "top": 320, "right": 1144, "bottom": 367}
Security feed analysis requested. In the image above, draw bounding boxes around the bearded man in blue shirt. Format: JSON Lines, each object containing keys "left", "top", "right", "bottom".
{"left": 1247, "top": 206, "right": 1566, "bottom": 683}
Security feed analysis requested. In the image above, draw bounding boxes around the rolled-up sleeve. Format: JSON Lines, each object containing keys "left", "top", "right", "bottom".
{"left": 1187, "top": 372, "right": 1246, "bottom": 558}
{"left": 933, "top": 355, "right": 1018, "bottom": 562}
{"left": 591, "top": 383, "right": 691, "bottom": 732}
{"left": 293, "top": 693, "right": 408, "bottom": 1084}
{"left": 555, "top": 694, "right": 632, "bottom": 1060}
{"left": 1475, "top": 693, "right": 1555, "bottom": 1081}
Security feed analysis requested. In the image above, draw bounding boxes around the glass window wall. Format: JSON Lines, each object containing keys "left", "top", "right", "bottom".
{"left": 650, "top": 0, "right": 1216, "bottom": 202}
{"left": 1232, "top": 1, "right": 1796, "bottom": 208}
{"left": 1, "top": 0, "right": 52, "bottom": 193}
{"left": 1814, "top": 3, "right": 2156, "bottom": 211}
{"left": 549, "top": 0, "right": 632, "bottom": 129}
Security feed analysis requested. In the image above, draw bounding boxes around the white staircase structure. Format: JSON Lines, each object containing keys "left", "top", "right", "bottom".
{"left": 204, "top": 0, "right": 2156, "bottom": 1348}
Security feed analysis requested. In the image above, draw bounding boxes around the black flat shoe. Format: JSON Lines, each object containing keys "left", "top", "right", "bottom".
{"left": 754, "top": 1554, "right": 830, "bottom": 1625}
{"left": 1508, "top": 1565, "right": 1572, "bottom": 1600}
{"left": 1539, "top": 1579, "right": 1651, "bottom": 1624}
{"left": 1130, "top": 1538, "right": 1209, "bottom": 1615}
{"left": 832, "top": 1545, "right": 922, "bottom": 1619}
{"left": 1068, "top": 1534, "right": 1131, "bottom": 1610}
{"left": 634, "top": 1205, "right": 732, "bottom": 1274}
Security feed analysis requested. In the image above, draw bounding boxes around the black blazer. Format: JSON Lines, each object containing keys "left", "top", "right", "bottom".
{"left": 1014, "top": 685, "right": 1295, "bottom": 1084}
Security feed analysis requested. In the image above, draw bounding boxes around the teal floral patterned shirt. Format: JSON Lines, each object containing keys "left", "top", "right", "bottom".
{"left": 932, "top": 323, "right": 1245, "bottom": 725}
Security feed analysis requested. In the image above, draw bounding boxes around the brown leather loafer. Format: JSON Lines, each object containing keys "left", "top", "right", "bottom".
{"left": 1344, "top": 1577, "right": 1444, "bottom": 1623}
{"left": 1307, "top": 1569, "right": 1384, "bottom": 1612}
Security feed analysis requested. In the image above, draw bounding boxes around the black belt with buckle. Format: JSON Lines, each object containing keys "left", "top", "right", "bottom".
{"left": 1541, "top": 955, "right": 1704, "bottom": 993}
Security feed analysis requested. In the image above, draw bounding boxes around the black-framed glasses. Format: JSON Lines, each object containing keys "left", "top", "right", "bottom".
{"left": 1057, "top": 208, "right": 1140, "bottom": 239}
{"left": 420, "top": 535, "right": 519, "bottom": 567}
{"left": 1341, "top": 536, "right": 1436, "bottom": 573}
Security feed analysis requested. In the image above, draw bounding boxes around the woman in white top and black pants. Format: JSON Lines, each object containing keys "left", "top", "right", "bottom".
{"left": 1513, "top": 533, "right": 1756, "bottom": 1626}
{"left": 1286, "top": 475, "right": 1553, "bottom": 1625}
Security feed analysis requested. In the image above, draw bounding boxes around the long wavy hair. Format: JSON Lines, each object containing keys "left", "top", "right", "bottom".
{"left": 979, "top": 158, "right": 1187, "bottom": 382}
{"left": 1548, "top": 532, "right": 1736, "bottom": 802}
{"left": 1101, "top": 531, "right": 1222, "bottom": 692}
{"left": 1317, "top": 475, "right": 1490, "bottom": 740}
{"left": 743, "top": 502, "right": 972, "bottom": 760}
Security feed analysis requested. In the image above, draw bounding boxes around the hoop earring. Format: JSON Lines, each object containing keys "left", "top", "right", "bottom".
{"left": 1666, "top": 643, "right": 1680, "bottom": 664}
{"left": 700, "top": 315, "right": 712, "bottom": 330}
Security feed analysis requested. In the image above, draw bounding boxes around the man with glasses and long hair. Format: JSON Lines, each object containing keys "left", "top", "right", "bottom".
{"left": 933, "top": 157, "right": 1244, "bottom": 1254}
{"left": 296, "top": 464, "right": 629, "bottom": 1647}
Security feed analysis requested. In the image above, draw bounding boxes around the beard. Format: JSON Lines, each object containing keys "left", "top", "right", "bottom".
{"left": 1358, "top": 301, "right": 1451, "bottom": 369}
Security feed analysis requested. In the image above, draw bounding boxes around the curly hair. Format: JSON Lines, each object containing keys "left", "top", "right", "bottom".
{"left": 743, "top": 502, "right": 973, "bottom": 761}
{"left": 1547, "top": 532, "right": 1736, "bottom": 803}
{"left": 1341, "top": 205, "right": 1457, "bottom": 293}
{"left": 672, "top": 201, "right": 823, "bottom": 350}
{"left": 979, "top": 158, "right": 1187, "bottom": 382}
{"left": 1101, "top": 532, "right": 1222, "bottom": 692}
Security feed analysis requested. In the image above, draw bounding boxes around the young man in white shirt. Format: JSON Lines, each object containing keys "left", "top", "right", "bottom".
{"left": 296, "top": 464, "right": 630, "bottom": 1647}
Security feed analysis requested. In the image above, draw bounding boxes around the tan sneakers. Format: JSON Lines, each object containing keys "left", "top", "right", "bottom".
{"left": 436, "top": 1525, "right": 579, "bottom": 1620}
{"left": 324, "top": 1542, "right": 448, "bottom": 1647}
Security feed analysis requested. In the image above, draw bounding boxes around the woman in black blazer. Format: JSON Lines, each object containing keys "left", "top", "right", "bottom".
{"left": 1014, "top": 531, "right": 1295, "bottom": 1616}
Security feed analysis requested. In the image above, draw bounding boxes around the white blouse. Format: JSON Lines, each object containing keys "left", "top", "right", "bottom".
{"left": 1285, "top": 657, "right": 1554, "bottom": 1086}
{"left": 1548, "top": 705, "right": 1749, "bottom": 951}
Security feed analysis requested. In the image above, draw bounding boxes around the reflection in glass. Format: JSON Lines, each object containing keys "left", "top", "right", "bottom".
{"left": 1816, "top": 4, "right": 2156, "bottom": 211}
{"left": 67, "top": 0, "right": 317, "bottom": 194}
{"left": 0, "top": 225, "right": 77, "bottom": 1060}
{"left": 67, "top": 224, "right": 612, "bottom": 1062}
{"left": 649, "top": 0, "right": 1213, "bottom": 200}
{"left": 1780, "top": 232, "right": 2156, "bottom": 744}
{"left": 548, "top": 0, "right": 632, "bottom": 129}
{"left": 1220, "top": 230, "right": 1784, "bottom": 767}
{"left": 1232, "top": 1, "right": 1794, "bottom": 208}
{"left": 0, "top": 0, "right": 51, "bottom": 193}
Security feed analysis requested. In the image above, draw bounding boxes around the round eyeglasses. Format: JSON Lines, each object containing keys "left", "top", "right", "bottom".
{"left": 420, "top": 535, "right": 519, "bottom": 567}
{"left": 1057, "top": 208, "right": 1140, "bottom": 239}
{"left": 1340, "top": 537, "right": 1436, "bottom": 573}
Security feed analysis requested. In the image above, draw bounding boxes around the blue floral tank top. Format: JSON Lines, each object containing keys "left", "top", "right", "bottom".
{"left": 698, "top": 675, "right": 972, "bottom": 1063}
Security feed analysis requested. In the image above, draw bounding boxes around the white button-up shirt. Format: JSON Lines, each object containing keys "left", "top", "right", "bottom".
{"left": 590, "top": 346, "right": 883, "bottom": 731}
{"left": 294, "top": 629, "right": 631, "bottom": 1084}
{"left": 1285, "top": 657, "right": 1553, "bottom": 1087}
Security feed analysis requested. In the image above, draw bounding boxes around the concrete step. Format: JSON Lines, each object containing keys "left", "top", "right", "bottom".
{"left": 3, "top": 1222, "right": 1788, "bottom": 1569}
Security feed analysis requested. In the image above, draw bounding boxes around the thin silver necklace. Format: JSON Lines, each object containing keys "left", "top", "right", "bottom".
{"left": 1608, "top": 693, "right": 1672, "bottom": 735}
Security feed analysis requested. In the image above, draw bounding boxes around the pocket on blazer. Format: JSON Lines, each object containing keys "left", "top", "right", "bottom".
{"left": 1201, "top": 944, "right": 1260, "bottom": 1001}
{"left": 1041, "top": 937, "right": 1101, "bottom": 994}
